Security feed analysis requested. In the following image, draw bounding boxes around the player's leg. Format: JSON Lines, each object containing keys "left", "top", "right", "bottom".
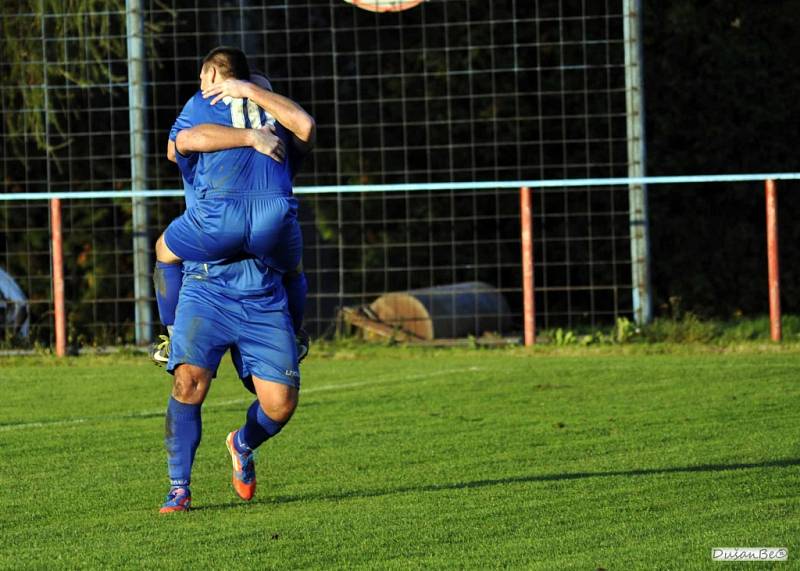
{"left": 246, "top": 197, "right": 302, "bottom": 273}
{"left": 283, "top": 262, "right": 310, "bottom": 362}
{"left": 226, "top": 379, "right": 298, "bottom": 501}
{"left": 150, "top": 203, "right": 245, "bottom": 364}
{"left": 279, "top": 218, "right": 310, "bottom": 361}
{"left": 226, "top": 306, "right": 299, "bottom": 501}
{"left": 160, "top": 285, "right": 233, "bottom": 513}
{"left": 161, "top": 363, "right": 212, "bottom": 513}
{"left": 157, "top": 200, "right": 247, "bottom": 264}
{"left": 151, "top": 246, "right": 183, "bottom": 365}
{"left": 283, "top": 264, "right": 307, "bottom": 333}
{"left": 150, "top": 226, "right": 188, "bottom": 365}
{"left": 237, "top": 379, "right": 298, "bottom": 451}
{"left": 155, "top": 232, "right": 182, "bottom": 264}
{"left": 251, "top": 197, "right": 310, "bottom": 359}
{"left": 241, "top": 379, "right": 298, "bottom": 445}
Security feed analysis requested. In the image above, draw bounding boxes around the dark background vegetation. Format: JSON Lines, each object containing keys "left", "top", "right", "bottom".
{"left": 643, "top": 0, "right": 800, "bottom": 317}
{"left": 1, "top": 0, "right": 798, "bottom": 344}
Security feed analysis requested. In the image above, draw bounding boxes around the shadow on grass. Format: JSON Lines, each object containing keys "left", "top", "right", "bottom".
{"left": 192, "top": 457, "right": 800, "bottom": 512}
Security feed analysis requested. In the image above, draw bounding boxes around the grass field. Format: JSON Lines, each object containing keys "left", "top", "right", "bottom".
{"left": 1, "top": 344, "right": 799, "bottom": 569}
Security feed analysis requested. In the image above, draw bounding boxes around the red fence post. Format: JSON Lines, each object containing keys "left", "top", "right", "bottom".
{"left": 50, "top": 198, "right": 67, "bottom": 357}
{"left": 765, "top": 180, "right": 781, "bottom": 342}
{"left": 520, "top": 186, "right": 535, "bottom": 346}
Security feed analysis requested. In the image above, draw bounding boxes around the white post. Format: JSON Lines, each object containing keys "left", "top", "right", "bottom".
{"left": 623, "top": 0, "right": 652, "bottom": 324}
{"left": 126, "top": 0, "right": 153, "bottom": 344}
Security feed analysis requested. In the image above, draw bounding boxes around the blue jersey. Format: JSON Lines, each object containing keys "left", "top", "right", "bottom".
{"left": 179, "top": 165, "right": 199, "bottom": 209}
{"left": 169, "top": 91, "right": 300, "bottom": 197}
{"left": 165, "top": 89, "right": 310, "bottom": 302}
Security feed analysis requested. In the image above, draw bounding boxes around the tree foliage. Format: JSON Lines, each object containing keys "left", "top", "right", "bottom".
{"left": 1, "top": 0, "right": 126, "bottom": 162}
{"left": 643, "top": 0, "right": 800, "bottom": 317}
{"left": 0, "top": 0, "right": 170, "bottom": 164}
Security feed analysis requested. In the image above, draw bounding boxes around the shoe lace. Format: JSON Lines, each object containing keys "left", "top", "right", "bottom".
{"left": 166, "top": 486, "right": 188, "bottom": 504}
{"left": 239, "top": 451, "right": 255, "bottom": 482}
{"left": 156, "top": 334, "right": 170, "bottom": 355}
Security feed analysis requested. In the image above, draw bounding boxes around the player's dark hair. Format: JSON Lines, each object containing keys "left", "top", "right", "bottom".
{"left": 202, "top": 46, "right": 250, "bottom": 80}
{"left": 250, "top": 69, "right": 273, "bottom": 92}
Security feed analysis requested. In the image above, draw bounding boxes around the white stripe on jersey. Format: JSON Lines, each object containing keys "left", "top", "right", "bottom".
{"left": 230, "top": 98, "right": 246, "bottom": 128}
{"left": 246, "top": 100, "right": 263, "bottom": 129}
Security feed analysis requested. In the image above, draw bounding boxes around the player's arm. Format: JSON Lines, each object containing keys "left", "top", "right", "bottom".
{"left": 175, "top": 123, "right": 286, "bottom": 163}
{"left": 202, "top": 80, "right": 316, "bottom": 147}
{"left": 247, "top": 87, "right": 316, "bottom": 147}
{"left": 167, "top": 140, "right": 177, "bottom": 163}
{"left": 168, "top": 93, "right": 199, "bottom": 164}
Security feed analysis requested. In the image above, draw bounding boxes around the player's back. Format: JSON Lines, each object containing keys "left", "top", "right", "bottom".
{"left": 166, "top": 91, "right": 303, "bottom": 268}
{"left": 172, "top": 91, "right": 296, "bottom": 198}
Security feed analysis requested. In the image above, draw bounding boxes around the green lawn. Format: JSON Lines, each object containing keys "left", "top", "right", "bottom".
{"left": 1, "top": 345, "right": 798, "bottom": 569}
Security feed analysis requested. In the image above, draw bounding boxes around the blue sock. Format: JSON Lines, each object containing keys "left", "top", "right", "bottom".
{"left": 283, "top": 271, "right": 307, "bottom": 333}
{"left": 236, "top": 400, "right": 286, "bottom": 452}
{"left": 153, "top": 262, "right": 183, "bottom": 328}
{"left": 165, "top": 397, "right": 201, "bottom": 487}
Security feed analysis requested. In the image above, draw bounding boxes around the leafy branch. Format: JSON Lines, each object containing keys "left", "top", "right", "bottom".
{"left": 1, "top": 0, "right": 173, "bottom": 169}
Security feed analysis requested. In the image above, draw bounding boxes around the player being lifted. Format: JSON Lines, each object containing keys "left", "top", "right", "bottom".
{"left": 152, "top": 47, "right": 313, "bottom": 365}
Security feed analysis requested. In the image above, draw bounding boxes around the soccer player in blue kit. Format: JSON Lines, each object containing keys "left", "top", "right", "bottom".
{"left": 157, "top": 47, "right": 316, "bottom": 513}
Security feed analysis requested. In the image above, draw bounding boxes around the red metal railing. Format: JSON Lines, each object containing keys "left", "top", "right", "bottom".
{"left": 765, "top": 179, "right": 781, "bottom": 342}
{"left": 520, "top": 181, "right": 784, "bottom": 345}
{"left": 45, "top": 179, "right": 788, "bottom": 355}
{"left": 50, "top": 198, "right": 66, "bottom": 357}
{"left": 520, "top": 186, "right": 535, "bottom": 346}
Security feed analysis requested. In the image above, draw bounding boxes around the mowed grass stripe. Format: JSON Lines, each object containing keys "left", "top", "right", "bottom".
{"left": 0, "top": 349, "right": 798, "bottom": 570}
{"left": 0, "top": 365, "right": 482, "bottom": 431}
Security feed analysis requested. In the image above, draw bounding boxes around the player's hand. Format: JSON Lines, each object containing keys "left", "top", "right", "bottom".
{"left": 296, "top": 328, "right": 310, "bottom": 363}
{"left": 202, "top": 79, "right": 252, "bottom": 105}
{"left": 249, "top": 125, "right": 285, "bottom": 163}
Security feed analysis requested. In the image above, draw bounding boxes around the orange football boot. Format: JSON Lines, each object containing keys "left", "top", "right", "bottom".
{"left": 225, "top": 431, "right": 256, "bottom": 501}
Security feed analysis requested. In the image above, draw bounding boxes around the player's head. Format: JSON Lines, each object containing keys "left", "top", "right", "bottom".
{"left": 250, "top": 70, "right": 273, "bottom": 92}
{"left": 200, "top": 46, "right": 250, "bottom": 90}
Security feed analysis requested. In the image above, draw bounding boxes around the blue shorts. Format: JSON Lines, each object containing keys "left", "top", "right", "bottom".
{"left": 166, "top": 281, "right": 300, "bottom": 389}
{"left": 163, "top": 194, "right": 303, "bottom": 273}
